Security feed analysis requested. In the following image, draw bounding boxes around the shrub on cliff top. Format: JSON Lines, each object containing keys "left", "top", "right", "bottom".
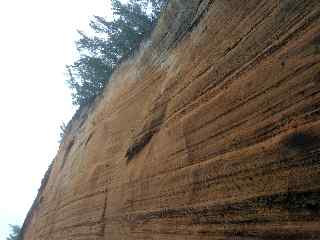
{"left": 66, "top": 0, "right": 167, "bottom": 106}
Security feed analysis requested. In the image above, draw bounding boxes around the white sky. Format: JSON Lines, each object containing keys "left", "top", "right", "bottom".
{"left": 0, "top": 0, "right": 111, "bottom": 238}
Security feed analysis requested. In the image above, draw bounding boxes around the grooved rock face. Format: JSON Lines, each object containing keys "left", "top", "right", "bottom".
{"left": 21, "top": 0, "right": 320, "bottom": 239}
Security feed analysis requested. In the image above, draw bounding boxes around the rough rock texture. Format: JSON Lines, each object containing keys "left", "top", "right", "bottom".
{"left": 21, "top": 0, "right": 320, "bottom": 239}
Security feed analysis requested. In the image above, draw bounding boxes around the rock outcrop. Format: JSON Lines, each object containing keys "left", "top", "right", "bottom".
{"left": 21, "top": 0, "right": 320, "bottom": 239}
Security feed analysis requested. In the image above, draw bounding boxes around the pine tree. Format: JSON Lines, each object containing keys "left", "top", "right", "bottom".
{"left": 66, "top": 0, "right": 167, "bottom": 106}
{"left": 6, "top": 225, "right": 21, "bottom": 240}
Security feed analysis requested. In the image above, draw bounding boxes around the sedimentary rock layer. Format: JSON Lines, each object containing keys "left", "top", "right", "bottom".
{"left": 21, "top": 0, "right": 320, "bottom": 239}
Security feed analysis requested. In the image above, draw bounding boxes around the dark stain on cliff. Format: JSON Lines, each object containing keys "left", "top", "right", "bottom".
{"left": 311, "top": 34, "right": 320, "bottom": 54}
{"left": 283, "top": 132, "right": 320, "bottom": 152}
{"left": 126, "top": 104, "right": 166, "bottom": 162}
{"left": 126, "top": 130, "right": 156, "bottom": 162}
{"left": 255, "top": 191, "right": 320, "bottom": 214}
{"left": 287, "top": 191, "right": 320, "bottom": 213}
{"left": 85, "top": 131, "right": 95, "bottom": 147}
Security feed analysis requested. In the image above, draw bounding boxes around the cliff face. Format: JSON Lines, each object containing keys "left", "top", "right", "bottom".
{"left": 22, "top": 0, "right": 320, "bottom": 239}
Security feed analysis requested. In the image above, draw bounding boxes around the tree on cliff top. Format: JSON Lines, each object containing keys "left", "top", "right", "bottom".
{"left": 66, "top": 0, "right": 167, "bottom": 106}
{"left": 6, "top": 224, "right": 21, "bottom": 240}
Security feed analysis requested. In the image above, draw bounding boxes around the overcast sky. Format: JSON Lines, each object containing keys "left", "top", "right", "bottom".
{"left": 0, "top": 0, "right": 111, "bottom": 238}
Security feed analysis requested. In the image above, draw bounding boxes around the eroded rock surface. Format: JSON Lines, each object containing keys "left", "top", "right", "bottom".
{"left": 21, "top": 0, "right": 320, "bottom": 239}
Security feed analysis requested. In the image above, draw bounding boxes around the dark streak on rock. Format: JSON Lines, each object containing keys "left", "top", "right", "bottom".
{"left": 126, "top": 130, "right": 156, "bottom": 162}
{"left": 85, "top": 132, "right": 95, "bottom": 147}
{"left": 126, "top": 103, "right": 166, "bottom": 162}
{"left": 107, "top": 190, "right": 320, "bottom": 227}
{"left": 283, "top": 132, "right": 320, "bottom": 152}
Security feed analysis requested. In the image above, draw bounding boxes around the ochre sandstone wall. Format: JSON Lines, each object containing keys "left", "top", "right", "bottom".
{"left": 21, "top": 0, "right": 320, "bottom": 239}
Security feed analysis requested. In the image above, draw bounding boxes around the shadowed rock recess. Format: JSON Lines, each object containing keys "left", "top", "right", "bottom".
{"left": 21, "top": 0, "right": 320, "bottom": 239}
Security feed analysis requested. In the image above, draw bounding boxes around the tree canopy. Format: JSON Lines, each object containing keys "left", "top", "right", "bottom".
{"left": 6, "top": 225, "right": 21, "bottom": 240}
{"left": 66, "top": 0, "right": 167, "bottom": 106}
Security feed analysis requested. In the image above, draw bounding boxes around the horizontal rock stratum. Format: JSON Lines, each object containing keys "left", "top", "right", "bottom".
{"left": 21, "top": 0, "right": 320, "bottom": 239}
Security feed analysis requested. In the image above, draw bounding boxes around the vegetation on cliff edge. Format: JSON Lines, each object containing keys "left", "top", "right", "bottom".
{"left": 6, "top": 224, "right": 21, "bottom": 240}
{"left": 66, "top": 0, "right": 167, "bottom": 106}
